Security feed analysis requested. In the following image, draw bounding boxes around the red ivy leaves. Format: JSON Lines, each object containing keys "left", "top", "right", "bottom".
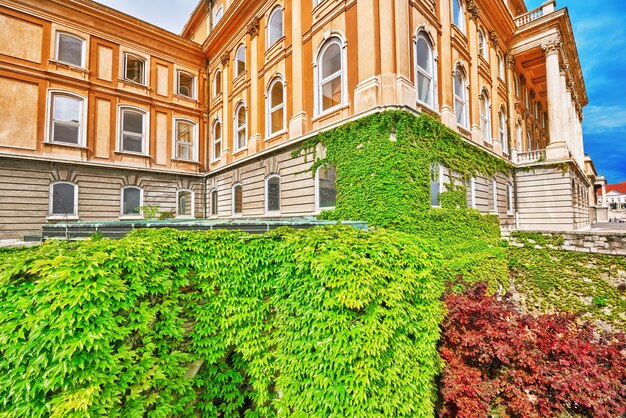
{"left": 438, "top": 283, "right": 626, "bottom": 418}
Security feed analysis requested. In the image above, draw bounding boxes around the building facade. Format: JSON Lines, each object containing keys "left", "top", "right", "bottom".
{"left": 0, "top": 0, "right": 598, "bottom": 238}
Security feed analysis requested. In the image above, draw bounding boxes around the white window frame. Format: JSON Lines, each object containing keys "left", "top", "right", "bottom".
{"left": 430, "top": 164, "right": 445, "bottom": 208}
{"left": 497, "top": 52, "right": 505, "bottom": 79}
{"left": 470, "top": 177, "right": 477, "bottom": 209}
{"left": 492, "top": 179, "right": 498, "bottom": 213}
{"left": 234, "top": 103, "right": 247, "bottom": 152}
{"left": 212, "top": 118, "right": 222, "bottom": 162}
{"left": 234, "top": 44, "right": 246, "bottom": 79}
{"left": 232, "top": 183, "right": 243, "bottom": 216}
{"left": 315, "top": 36, "right": 347, "bottom": 116}
{"left": 315, "top": 165, "right": 337, "bottom": 212}
{"left": 499, "top": 110, "right": 508, "bottom": 154}
{"left": 415, "top": 32, "right": 435, "bottom": 108}
{"left": 265, "top": 174, "right": 281, "bottom": 214}
{"left": 480, "top": 91, "right": 491, "bottom": 142}
{"left": 123, "top": 53, "right": 147, "bottom": 85}
{"left": 213, "top": 5, "right": 224, "bottom": 27}
{"left": 176, "top": 189, "right": 195, "bottom": 218}
{"left": 267, "top": 6, "right": 284, "bottom": 49}
{"left": 48, "top": 181, "right": 79, "bottom": 219}
{"left": 213, "top": 70, "right": 222, "bottom": 97}
{"left": 54, "top": 32, "right": 86, "bottom": 68}
{"left": 266, "top": 77, "right": 286, "bottom": 138}
{"left": 120, "top": 186, "right": 143, "bottom": 218}
{"left": 507, "top": 183, "right": 514, "bottom": 215}
{"left": 478, "top": 28, "right": 487, "bottom": 60}
{"left": 527, "top": 130, "right": 532, "bottom": 151}
{"left": 46, "top": 90, "right": 88, "bottom": 147}
{"left": 452, "top": 0, "right": 465, "bottom": 33}
{"left": 516, "top": 121, "right": 523, "bottom": 151}
{"left": 454, "top": 67, "right": 468, "bottom": 128}
{"left": 118, "top": 106, "right": 149, "bottom": 155}
{"left": 210, "top": 189, "right": 218, "bottom": 217}
{"left": 172, "top": 118, "right": 198, "bottom": 162}
{"left": 176, "top": 70, "right": 196, "bottom": 99}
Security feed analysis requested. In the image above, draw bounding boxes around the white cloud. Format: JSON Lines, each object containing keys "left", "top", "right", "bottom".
{"left": 583, "top": 105, "right": 626, "bottom": 132}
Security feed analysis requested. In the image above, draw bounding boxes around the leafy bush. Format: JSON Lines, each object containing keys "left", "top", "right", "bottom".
{"left": 0, "top": 226, "right": 444, "bottom": 417}
{"left": 438, "top": 282, "right": 626, "bottom": 418}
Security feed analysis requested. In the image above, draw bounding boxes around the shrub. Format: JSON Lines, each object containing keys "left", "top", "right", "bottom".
{"left": 0, "top": 226, "right": 444, "bottom": 417}
{"left": 438, "top": 282, "right": 626, "bottom": 418}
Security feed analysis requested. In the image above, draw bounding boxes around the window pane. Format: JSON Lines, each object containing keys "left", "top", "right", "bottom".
{"left": 417, "top": 73, "right": 431, "bottom": 104}
{"left": 238, "top": 130, "right": 246, "bottom": 149}
{"left": 53, "top": 95, "right": 81, "bottom": 122}
{"left": 271, "top": 82, "right": 283, "bottom": 108}
{"left": 430, "top": 166, "right": 440, "bottom": 206}
{"left": 178, "top": 72, "right": 193, "bottom": 97}
{"left": 267, "top": 177, "right": 280, "bottom": 212}
{"left": 454, "top": 73, "right": 463, "bottom": 97}
{"left": 123, "top": 111, "right": 143, "bottom": 134}
{"left": 178, "top": 191, "right": 192, "bottom": 216}
{"left": 321, "top": 43, "right": 341, "bottom": 79}
{"left": 271, "top": 109, "right": 283, "bottom": 134}
{"left": 268, "top": 9, "right": 283, "bottom": 45}
{"left": 214, "top": 140, "right": 221, "bottom": 159}
{"left": 237, "top": 107, "right": 246, "bottom": 126}
{"left": 211, "top": 190, "right": 218, "bottom": 215}
{"left": 215, "top": 72, "right": 222, "bottom": 94}
{"left": 236, "top": 46, "right": 245, "bottom": 76}
{"left": 416, "top": 37, "right": 430, "bottom": 71}
{"left": 321, "top": 76, "right": 342, "bottom": 111}
{"left": 214, "top": 7, "right": 223, "bottom": 24}
{"left": 177, "top": 143, "right": 192, "bottom": 160}
{"left": 53, "top": 123, "right": 80, "bottom": 144}
{"left": 52, "top": 183, "right": 75, "bottom": 215}
{"left": 125, "top": 55, "right": 144, "bottom": 84}
{"left": 123, "top": 134, "right": 143, "bottom": 153}
{"left": 177, "top": 121, "right": 192, "bottom": 143}
{"left": 455, "top": 99, "right": 465, "bottom": 125}
{"left": 57, "top": 34, "right": 83, "bottom": 66}
{"left": 234, "top": 185, "right": 242, "bottom": 214}
{"left": 318, "top": 166, "right": 337, "bottom": 209}
{"left": 123, "top": 188, "right": 141, "bottom": 215}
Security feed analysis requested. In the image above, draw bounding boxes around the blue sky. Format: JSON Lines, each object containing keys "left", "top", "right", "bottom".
{"left": 98, "top": 0, "right": 626, "bottom": 183}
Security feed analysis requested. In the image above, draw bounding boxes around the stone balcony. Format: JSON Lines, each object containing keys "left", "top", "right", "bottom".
{"left": 517, "top": 149, "right": 547, "bottom": 165}
{"left": 514, "top": 0, "right": 556, "bottom": 27}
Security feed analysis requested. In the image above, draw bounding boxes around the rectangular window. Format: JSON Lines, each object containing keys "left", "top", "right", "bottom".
{"left": 507, "top": 184, "right": 514, "bottom": 214}
{"left": 49, "top": 93, "right": 83, "bottom": 145}
{"left": 50, "top": 183, "right": 77, "bottom": 216}
{"left": 124, "top": 54, "right": 145, "bottom": 84}
{"left": 470, "top": 177, "right": 476, "bottom": 209}
{"left": 174, "top": 120, "right": 196, "bottom": 161}
{"left": 492, "top": 179, "right": 498, "bottom": 213}
{"left": 120, "top": 108, "right": 146, "bottom": 153}
{"left": 211, "top": 190, "right": 218, "bottom": 216}
{"left": 177, "top": 71, "right": 195, "bottom": 98}
{"left": 122, "top": 187, "right": 142, "bottom": 216}
{"left": 430, "top": 165, "right": 442, "bottom": 207}
{"left": 56, "top": 33, "right": 84, "bottom": 67}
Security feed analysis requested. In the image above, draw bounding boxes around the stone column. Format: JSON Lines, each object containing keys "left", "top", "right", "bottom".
{"left": 542, "top": 37, "right": 569, "bottom": 161}
{"left": 602, "top": 184, "right": 607, "bottom": 206}
{"left": 289, "top": 0, "right": 307, "bottom": 138}
{"left": 220, "top": 52, "right": 230, "bottom": 165}
{"left": 354, "top": 0, "right": 379, "bottom": 113}
{"left": 507, "top": 55, "right": 518, "bottom": 163}
{"left": 247, "top": 18, "right": 260, "bottom": 154}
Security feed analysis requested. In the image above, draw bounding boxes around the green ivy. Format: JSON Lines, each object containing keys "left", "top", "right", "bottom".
{"left": 0, "top": 226, "right": 444, "bottom": 417}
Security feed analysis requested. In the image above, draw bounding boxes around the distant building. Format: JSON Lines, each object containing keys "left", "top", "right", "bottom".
{"left": 0, "top": 0, "right": 605, "bottom": 238}
{"left": 601, "top": 182, "right": 626, "bottom": 210}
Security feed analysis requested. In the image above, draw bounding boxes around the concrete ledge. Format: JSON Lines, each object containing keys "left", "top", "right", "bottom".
{"left": 503, "top": 229, "right": 626, "bottom": 256}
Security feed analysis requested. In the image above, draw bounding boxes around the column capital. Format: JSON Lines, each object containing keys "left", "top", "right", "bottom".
{"left": 220, "top": 52, "right": 229, "bottom": 66}
{"left": 246, "top": 17, "right": 260, "bottom": 38}
{"left": 467, "top": 0, "right": 480, "bottom": 20}
{"left": 541, "top": 37, "right": 562, "bottom": 56}
{"left": 507, "top": 54, "right": 516, "bottom": 68}
{"left": 489, "top": 31, "right": 499, "bottom": 47}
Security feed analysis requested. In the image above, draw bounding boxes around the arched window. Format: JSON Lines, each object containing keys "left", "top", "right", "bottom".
{"left": 452, "top": 0, "right": 465, "bottom": 33}
{"left": 516, "top": 121, "right": 522, "bottom": 151}
{"left": 454, "top": 67, "right": 467, "bottom": 128}
{"left": 177, "top": 189, "right": 194, "bottom": 218}
{"left": 50, "top": 182, "right": 78, "bottom": 216}
{"left": 48, "top": 92, "right": 85, "bottom": 145}
{"left": 212, "top": 119, "right": 222, "bottom": 161}
{"left": 232, "top": 183, "right": 243, "bottom": 215}
{"left": 177, "top": 71, "right": 195, "bottom": 98}
{"left": 499, "top": 110, "right": 508, "bottom": 153}
{"left": 267, "top": 77, "right": 285, "bottom": 136}
{"left": 265, "top": 175, "right": 281, "bottom": 213}
{"left": 119, "top": 107, "right": 148, "bottom": 154}
{"left": 267, "top": 7, "right": 283, "bottom": 47}
{"left": 317, "top": 37, "right": 344, "bottom": 114}
{"left": 514, "top": 74, "right": 519, "bottom": 97}
{"left": 214, "top": 70, "right": 222, "bottom": 96}
{"left": 478, "top": 28, "right": 487, "bottom": 60}
{"left": 210, "top": 189, "right": 218, "bottom": 216}
{"left": 415, "top": 32, "right": 435, "bottom": 107}
{"left": 497, "top": 52, "right": 505, "bottom": 79}
{"left": 527, "top": 130, "right": 532, "bottom": 151}
{"left": 234, "top": 44, "right": 246, "bottom": 78}
{"left": 316, "top": 165, "right": 337, "bottom": 210}
{"left": 234, "top": 103, "right": 247, "bottom": 151}
{"left": 55, "top": 32, "right": 85, "bottom": 68}
{"left": 214, "top": 5, "right": 223, "bottom": 27}
{"left": 121, "top": 186, "right": 142, "bottom": 216}
{"left": 430, "top": 164, "right": 443, "bottom": 207}
{"left": 479, "top": 91, "right": 491, "bottom": 142}
{"left": 123, "top": 53, "right": 146, "bottom": 85}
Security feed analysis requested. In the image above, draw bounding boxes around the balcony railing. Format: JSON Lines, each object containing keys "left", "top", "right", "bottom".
{"left": 514, "top": 0, "right": 556, "bottom": 27}
{"left": 517, "top": 149, "right": 546, "bottom": 164}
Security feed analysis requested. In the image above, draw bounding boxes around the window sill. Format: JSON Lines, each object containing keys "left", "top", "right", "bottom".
{"left": 232, "top": 71, "right": 247, "bottom": 85}
{"left": 175, "top": 215, "right": 195, "bottom": 220}
{"left": 119, "top": 79, "right": 150, "bottom": 90}
{"left": 210, "top": 157, "right": 222, "bottom": 164}
{"left": 48, "top": 60, "right": 88, "bottom": 74}
{"left": 233, "top": 147, "right": 248, "bottom": 157}
{"left": 115, "top": 150, "right": 150, "bottom": 158}
{"left": 416, "top": 101, "right": 439, "bottom": 116}
{"left": 44, "top": 141, "right": 87, "bottom": 150}
{"left": 264, "top": 130, "right": 287, "bottom": 142}
{"left": 47, "top": 215, "right": 79, "bottom": 221}
{"left": 265, "top": 37, "right": 285, "bottom": 59}
{"left": 172, "top": 158, "right": 200, "bottom": 164}
{"left": 232, "top": 213, "right": 243, "bottom": 218}
{"left": 174, "top": 93, "right": 197, "bottom": 103}
{"left": 119, "top": 215, "right": 143, "bottom": 220}
{"left": 312, "top": 103, "right": 350, "bottom": 122}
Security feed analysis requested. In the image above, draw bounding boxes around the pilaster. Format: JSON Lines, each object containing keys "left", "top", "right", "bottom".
{"left": 289, "top": 0, "right": 307, "bottom": 138}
